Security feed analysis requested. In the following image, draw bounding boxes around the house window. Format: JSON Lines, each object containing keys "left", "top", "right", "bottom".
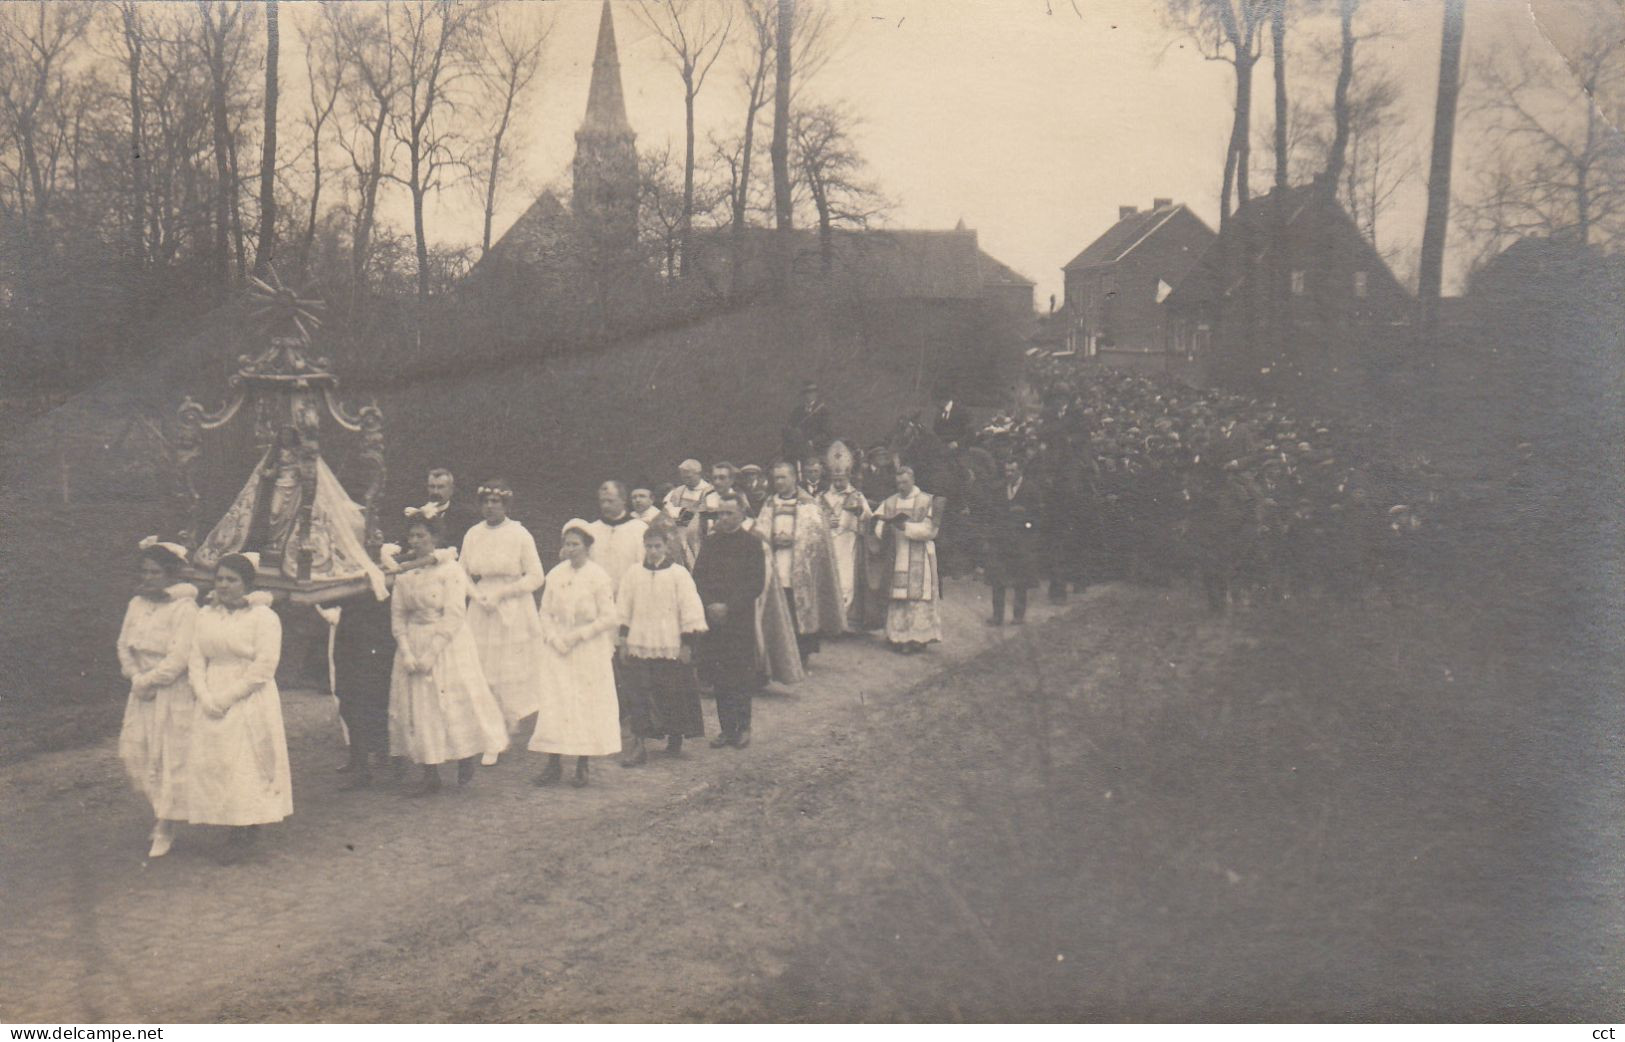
{"left": 1353, "top": 271, "right": 1368, "bottom": 298}
{"left": 1290, "top": 270, "right": 1306, "bottom": 296}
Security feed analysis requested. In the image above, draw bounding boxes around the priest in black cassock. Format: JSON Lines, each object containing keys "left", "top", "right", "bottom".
{"left": 692, "top": 492, "right": 766, "bottom": 748}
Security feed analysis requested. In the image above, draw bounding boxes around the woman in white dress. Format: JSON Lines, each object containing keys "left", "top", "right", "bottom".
{"left": 187, "top": 552, "right": 290, "bottom": 864}
{"left": 390, "top": 517, "right": 509, "bottom": 795}
{"left": 459, "top": 479, "right": 546, "bottom": 734}
{"left": 116, "top": 538, "right": 199, "bottom": 859}
{"left": 529, "top": 520, "right": 621, "bottom": 788}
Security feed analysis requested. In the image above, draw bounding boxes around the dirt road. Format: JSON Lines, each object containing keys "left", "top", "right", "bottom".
{"left": 4, "top": 575, "right": 1621, "bottom": 1022}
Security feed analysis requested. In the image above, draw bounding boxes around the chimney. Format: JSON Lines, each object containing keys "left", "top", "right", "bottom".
{"left": 1118, "top": 205, "right": 1138, "bottom": 220}
{"left": 1153, "top": 197, "right": 1173, "bottom": 211}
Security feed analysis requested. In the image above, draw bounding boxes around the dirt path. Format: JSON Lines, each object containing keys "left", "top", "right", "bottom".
{"left": 6, "top": 575, "right": 1620, "bottom": 1022}
{"left": 0, "top": 581, "right": 1077, "bottom": 1022}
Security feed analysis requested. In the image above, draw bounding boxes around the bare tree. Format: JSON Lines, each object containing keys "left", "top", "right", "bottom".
{"left": 1417, "top": 0, "right": 1464, "bottom": 341}
{"left": 1321, "top": 0, "right": 1356, "bottom": 190}
{"left": 296, "top": 18, "right": 343, "bottom": 280}
{"left": 116, "top": 1, "right": 149, "bottom": 266}
{"left": 1466, "top": 22, "right": 1625, "bottom": 252}
{"left": 0, "top": 4, "right": 98, "bottom": 231}
{"left": 792, "top": 102, "right": 888, "bottom": 275}
{"left": 770, "top": 0, "right": 794, "bottom": 291}
{"left": 635, "top": 0, "right": 733, "bottom": 276}
{"left": 722, "top": 0, "right": 831, "bottom": 296}
{"left": 1162, "top": 0, "right": 1268, "bottom": 231}
{"left": 383, "top": 0, "right": 486, "bottom": 313}
{"left": 326, "top": 2, "right": 398, "bottom": 314}
{"left": 252, "top": 0, "right": 277, "bottom": 277}
{"left": 196, "top": 0, "right": 252, "bottom": 292}
{"left": 474, "top": 5, "right": 548, "bottom": 257}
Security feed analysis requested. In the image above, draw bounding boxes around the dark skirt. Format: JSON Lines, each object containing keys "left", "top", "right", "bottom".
{"left": 332, "top": 596, "right": 396, "bottom": 754}
{"left": 621, "top": 656, "right": 706, "bottom": 740}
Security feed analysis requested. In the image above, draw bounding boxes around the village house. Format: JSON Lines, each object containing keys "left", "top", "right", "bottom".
{"left": 1060, "top": 199, "right": 1215, "bottom": 371}
{"left": 1164, "top": 183, "right": 1411, "bottom": 382}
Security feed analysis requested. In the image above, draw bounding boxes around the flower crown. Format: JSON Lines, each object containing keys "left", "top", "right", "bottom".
{"left": 477, "top": 485, "right": 514, "bottom": 499}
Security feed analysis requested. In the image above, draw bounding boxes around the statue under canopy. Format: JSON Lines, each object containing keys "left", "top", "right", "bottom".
{"left": 174, "top": 269, "right": 387, "bottom": 603}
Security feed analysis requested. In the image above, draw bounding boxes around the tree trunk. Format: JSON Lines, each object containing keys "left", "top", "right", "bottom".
{"left": 1417, "top": 0, "right": 1465, "bottom": 343}
{"left": 1236, "top": 54, "right": 1253, "bottom": 207}
{"left": 481, "top": 92, "right": 516, "bottom": 257}
{"left": 680, "top": 84, "right": 696, "bottom": 277}
{"left": 1323, "top": 0, "right": 1356, "bottom": 191}
{"left": 772, "top": 0, "right": 794, "bottom": 291}
{"left": 412, "top": 164, "right": 429, "bottom": 308}
{"left": 206, "top": 17, "right": 234, "bottom": 296}
{"left": 350, "top": 103, "right": 388, "bottom": 318}
{"left": 253, "top": 0, "right": 279, "bottom": 278}
{"left": 1577, "top": 97, "right": 1595, "bottom": 246}
{"left": 122, "top": 3, "right": 148, "bottom": 267}
{"left": 1270, "top": 0, "right": 1289, "bottom": 367}
{"left": 730, "top": 57, "right": 767, "bottom": 301}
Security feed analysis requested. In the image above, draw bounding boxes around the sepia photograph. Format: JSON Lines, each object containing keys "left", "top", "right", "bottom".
{"left": 0, "top": 0, "right": 1620, "bottom": 1025}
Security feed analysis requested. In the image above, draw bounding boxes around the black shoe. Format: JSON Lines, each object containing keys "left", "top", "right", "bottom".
{"left": 666, "top": 735, "right": 684, "bottom": 756}
{"left": 986, "top": 617, "right": 1004, "bottom": 627}
{"left": 734, "top": 729, "right": 751, "bottom": 749}
{"left": 1012, "top": 616, "right": 1026, "bottom": 625}
{"left": 571, "top": 759, "right": 590, "bottom": 788}
{"left": 533, "top": 756, "right": 563, "bottom": 786}
{"left": 620, "top": 739, "right": 647, "bottom": 768}
{"left": 341, "top": 768, "right": 373, "bottom": 790}
{"left": 457, "top": 757, "right": 477, "bottom": 786}
{"left": 710, "top": 733, "right": 735, "bottom": 749}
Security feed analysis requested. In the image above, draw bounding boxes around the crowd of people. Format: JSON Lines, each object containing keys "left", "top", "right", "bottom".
{"left": 114, "top": 381, "right": 955, "bottom": 864}
{"left": 113, "top": 370, "right": 1447, "bottom": 865}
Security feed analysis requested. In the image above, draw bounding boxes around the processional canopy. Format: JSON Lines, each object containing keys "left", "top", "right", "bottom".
{"left": 172, "top": 269, "right": 387, "bottom": 604}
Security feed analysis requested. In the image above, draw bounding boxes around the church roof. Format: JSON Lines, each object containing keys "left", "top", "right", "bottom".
{"left": 580, "top": 0, "right": 632, "bottom": 138}
{"left": 469, "top": 191, "right": 568, "bottom": 275}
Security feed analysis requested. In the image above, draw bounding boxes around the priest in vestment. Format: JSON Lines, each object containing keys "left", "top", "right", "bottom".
{"left": 662, "top": 459, "right": 714, "bottom": 569}
{"left": 874, "top": 465, "right": 943, "bottom": 653}
{"left": 757, "top": 462, "right": 846, "bottom": 663}
{"left": 819, "top": 460, "right": 873, "bottom": 630}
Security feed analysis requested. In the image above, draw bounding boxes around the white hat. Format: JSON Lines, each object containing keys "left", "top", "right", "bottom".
{"left": 138, "top": 535, "right": 190, "bottom": 561}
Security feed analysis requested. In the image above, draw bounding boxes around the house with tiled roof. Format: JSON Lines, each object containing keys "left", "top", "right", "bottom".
{"left": 978, "top": 248, "right": 1036, "bottom": 316}
{"left": 1061, "top": 199, "right": 1215, "bottom": 368}
{"left": 1163, "top": 183, "right": 1411, "bottom": 381}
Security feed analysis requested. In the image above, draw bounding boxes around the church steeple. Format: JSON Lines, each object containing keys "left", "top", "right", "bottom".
{"left": 581, "top": 0, "right": 632, "bottom": 137}
{"left": 573, "top": 0, "right": 638, "bottom": 249}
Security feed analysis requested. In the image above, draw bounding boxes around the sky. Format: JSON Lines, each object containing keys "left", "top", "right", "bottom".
{"left": 333, "top": 0, "right": 1602, "bottom": 303}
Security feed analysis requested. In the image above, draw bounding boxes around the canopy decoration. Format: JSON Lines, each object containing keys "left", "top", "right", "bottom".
{"left": 171, "top": 268, "right": 387, "bottom": 603}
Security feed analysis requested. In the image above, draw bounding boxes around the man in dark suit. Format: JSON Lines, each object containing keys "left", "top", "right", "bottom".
{"left": 984, "top": 457, "right": 1043, "bottom": 625}
{"left": 692, "top": 493, "right": 766, "bottom": 748}
{"left": 408, "top": 468, "right": 479, "bottom": 547}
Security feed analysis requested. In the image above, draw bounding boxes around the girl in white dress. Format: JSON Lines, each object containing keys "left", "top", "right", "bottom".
{"left": 389, "top": 517, "right": 509, "bottom": 795}
{"left": 459, "top": 479, "right": 546, "bottom": 733}
{"left": 116, "top": 539, "right": 199, "bottom": 859}
{"left": 529, "top": 520, "right": 622, "bottom": 788}
{"left": 187, "top": 553, "right": 290, "bottom": 864}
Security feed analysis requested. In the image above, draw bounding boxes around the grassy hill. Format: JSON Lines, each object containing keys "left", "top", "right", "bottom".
{"left": 0, "top": 293, "right": 1000, "bottom": 763}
